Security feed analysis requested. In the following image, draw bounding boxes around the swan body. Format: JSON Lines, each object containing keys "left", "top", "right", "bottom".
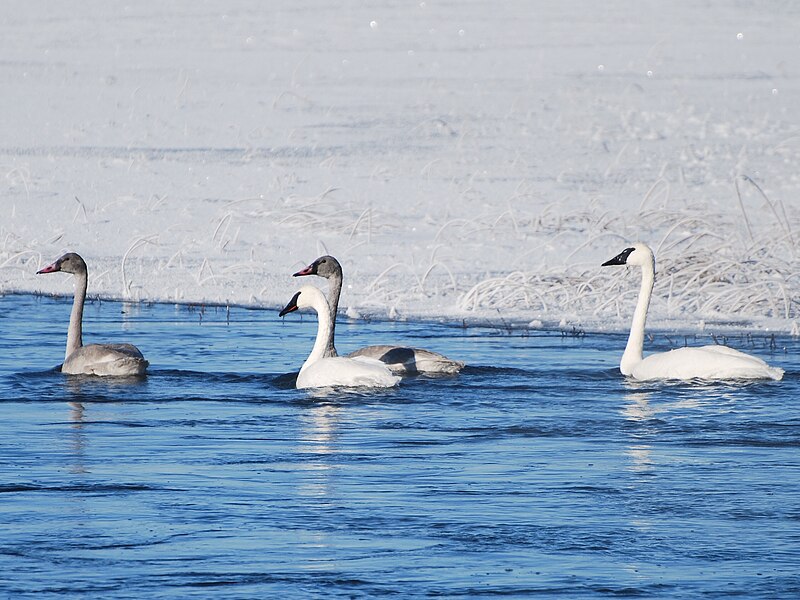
{"left": 294, "top": 355, "right": 400, "bottom": 389}
{"left": 293, "top": 256, "right": 464, "bottom": 375}
{"left": 63, "top": 344, "right": 148, "bottom": 376}
{"left": 602, "top": 243, "right": 783, "bottom": 382}
{"left": 279, "top": 285, "right": 400, "bottom": 389}
{"left": 37, "top": 253, "right": 148, "bottom": 376}
{"left": 628, "top": 345, "right": 783, "bottom": 381}
{"left": 347, "top": 345, "right": 464, "bottom": 375}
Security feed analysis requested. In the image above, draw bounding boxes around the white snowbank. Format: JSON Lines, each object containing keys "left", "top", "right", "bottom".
{"left": 1, "top": 2, "right": 799, "bottom": 332}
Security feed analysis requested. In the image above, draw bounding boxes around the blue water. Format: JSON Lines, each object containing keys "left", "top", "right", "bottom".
{"left": 0, "top": 294, "right": 798, "bottom": 598}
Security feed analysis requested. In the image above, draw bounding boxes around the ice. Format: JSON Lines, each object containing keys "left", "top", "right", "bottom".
{"left": 1, "top": 1, "right": 798, "bottom": 333}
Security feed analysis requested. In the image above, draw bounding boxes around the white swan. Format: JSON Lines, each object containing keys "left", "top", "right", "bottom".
{"left": 37, "top": 253, "right": 149, "bottom": 376}
{"left": 279, "top": 285, "right": 401, "bottom": 389}
{"left": 293, "top": 256, "right": 464, "bottom": 375}
{"left": 602, "top": 243, "right": 783, "bottom": 381}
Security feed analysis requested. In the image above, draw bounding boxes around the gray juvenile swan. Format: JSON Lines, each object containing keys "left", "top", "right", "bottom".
{"left": 37, "top": 253, "right": 149, "bottom": 376}
{"left": 292, "top": 255, "right": 464, "bottom": 375}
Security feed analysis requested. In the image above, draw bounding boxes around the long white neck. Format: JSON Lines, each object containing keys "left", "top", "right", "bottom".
{"left": 66, "top": 271, "right": 87, "bottom": 360}
{"left": 324, "top": 272, "right": 342, "bottom": 358}
{"left": 621, "top": 257, "right": 655, "bottom": 375}
{"left": 301, "top": 295, "right": 335, "bottom": 374}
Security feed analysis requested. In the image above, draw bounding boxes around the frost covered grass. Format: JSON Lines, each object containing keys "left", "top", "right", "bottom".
{"left": 1, "top": 1, "right": 799, "bottom": 333}
{"left": 461, "top": 177, "right": 799, "bottom": 329}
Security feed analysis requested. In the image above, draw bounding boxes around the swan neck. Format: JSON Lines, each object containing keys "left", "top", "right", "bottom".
{"left": 325, "top": 271, "right": 342, "bottom": 358}
{"left": 302, "top": 296, "right": 334, "bottom": 373}
{"left": 622, "top": 259, "right": 654, "bottom": 375}
{"left": 66, "top": 271, "right": 87, "bottom": 360}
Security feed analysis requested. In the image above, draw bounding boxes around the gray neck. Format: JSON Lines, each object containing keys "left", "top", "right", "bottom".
{"left": 621, "top": 257, "right": 655, "bottom": 375}
{"left": 66, "top": 271, "right": 87, "bottom": 360}
{"left": 325, "top": 271, "right": 342, "bottom": 358}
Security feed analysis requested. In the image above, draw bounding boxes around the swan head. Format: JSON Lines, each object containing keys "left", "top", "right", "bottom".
{"left": 279, "top": 285, "right": 328, "bottom": 317}
{"left": 292, "top": 255, "right": 342, "bottom": 280}
{"left": 37, "top": 252, "right": 87, "bottom": 275}
{"left": 602, "top": 243, "right": 654, "bottom": 268}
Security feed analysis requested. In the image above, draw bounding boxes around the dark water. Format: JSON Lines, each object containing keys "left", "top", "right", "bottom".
{"left": 1, "top": 294, "right": 798, "bottom": 598}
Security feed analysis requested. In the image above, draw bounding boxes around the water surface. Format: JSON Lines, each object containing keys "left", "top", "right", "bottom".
{"left": 0, "top": 294, "right": 798, "bottom": 598}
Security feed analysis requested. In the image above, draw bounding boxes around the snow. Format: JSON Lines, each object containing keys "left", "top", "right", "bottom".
{"left": 1, "top": 1, "right": 799, "bottom": 332}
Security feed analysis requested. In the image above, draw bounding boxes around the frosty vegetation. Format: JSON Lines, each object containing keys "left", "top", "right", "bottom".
{"left": 1, "top": 2, "right": 798, "bottom": 332}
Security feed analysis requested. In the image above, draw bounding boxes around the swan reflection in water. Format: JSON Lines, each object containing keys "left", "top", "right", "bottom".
{"left": 297, "top": 403, "right": 343, "bottom": 500}
{"left": 293, "top": 402, "right": 351, "bottom": 567}
{"left": 68, "top": 401, "right": 88, "bottom": 475}
{"left": 621, "top": 391, "right": 657, "bottom": 474}
{"left": 620, "top": 386, "right": 702, "bottom": 474}
{"left": 62, "top": 374, "right": 148, "bottom": 475}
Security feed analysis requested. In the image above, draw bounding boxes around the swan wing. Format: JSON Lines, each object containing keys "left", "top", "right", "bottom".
{"left": 63, "top": 344, "right": 149, "bottom": 376}
{"left": 296, "top": 356, "right": 400, "bottom": 389}
{"left": 633, "top": 346, "right": 783, "bottom": 381}
{"left": 347, "top": 345, "right": 464, "bottom": 375}
{"left": 694, "top": 344, "right": 768, "bottom": 362}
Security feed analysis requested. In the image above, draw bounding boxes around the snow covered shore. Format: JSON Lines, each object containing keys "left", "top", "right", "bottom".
{"left": 2, "top": 1, "right": 799, "bottom": 332}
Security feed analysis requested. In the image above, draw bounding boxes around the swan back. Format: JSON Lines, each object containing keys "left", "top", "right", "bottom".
{"left": 347, "top": 345, "right": 464, "bottom": 375}
{"left": 63, "top": 343, "right": 149, "bottom": 376}
{"left": 632, "top": 345, "right": 784, "bottom": 381}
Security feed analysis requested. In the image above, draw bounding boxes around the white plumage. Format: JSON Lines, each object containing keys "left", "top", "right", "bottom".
{"left": 602, "top": 243, "right": 783, "bottom": 382}
{"left": 293, "top": 255, "right": 464, "bottom": 375}
{"left": 280, "top": 285, "right": 400, "bottom": 390}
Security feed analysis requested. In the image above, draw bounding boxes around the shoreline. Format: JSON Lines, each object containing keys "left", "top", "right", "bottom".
{"left": 4, "top": 289, "right": 795, "bottom": 341}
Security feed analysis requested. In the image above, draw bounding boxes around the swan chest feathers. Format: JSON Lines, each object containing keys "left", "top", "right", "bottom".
{"left": 630, "top": 345, "right": 784, "bottom": 381}
{"left": 63, "top": 343, "right": 149, "bottom": 376}
{"left": 297, "top": 356, "right": 401, "bottom": 389}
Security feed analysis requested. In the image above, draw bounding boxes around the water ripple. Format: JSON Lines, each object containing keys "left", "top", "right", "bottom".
{"left": 1, "top": 295, "right": 798, "bottom": 598}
